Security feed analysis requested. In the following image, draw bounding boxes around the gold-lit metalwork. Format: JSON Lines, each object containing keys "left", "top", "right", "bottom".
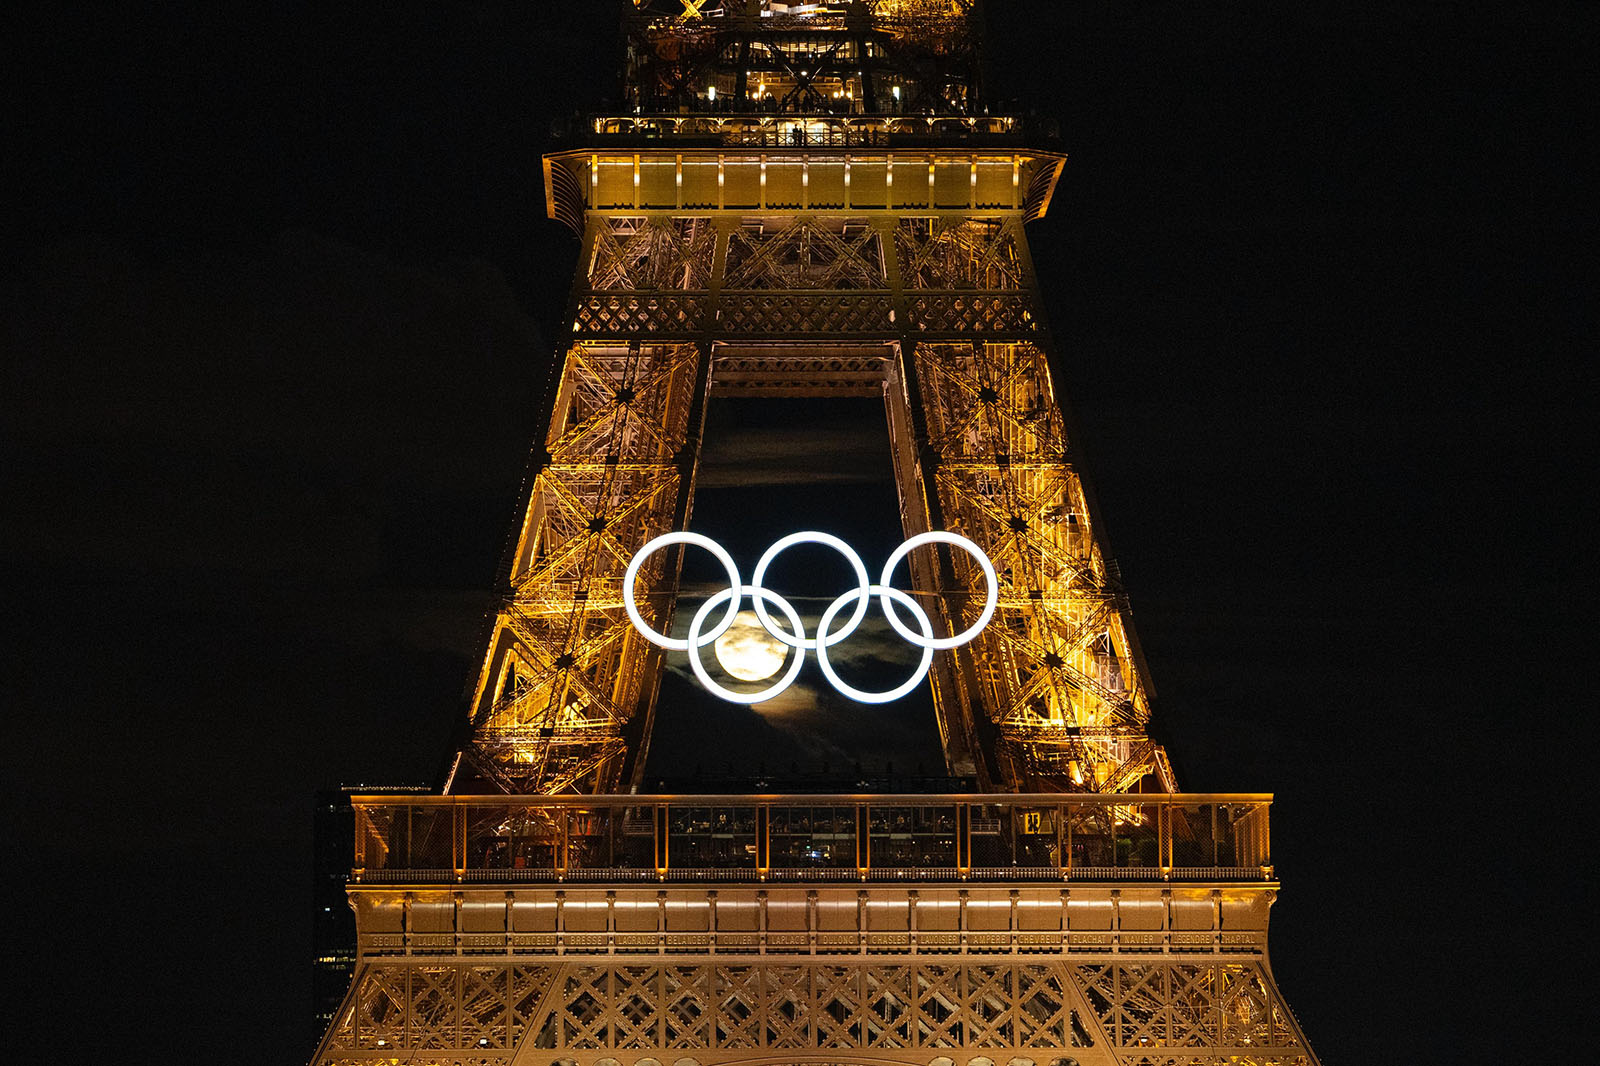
{"left": 314, "top": 794, "right": 1309, "bottom": 1066}
{"left": 453, "top": 337, "right": 704, "bottom": 794}
{"left": 314, "top": 4, "right": 1320, "bottom": 1064}
{"left": 448, "top": 1, "right": 1173, "bottom": 795}
{"left": 460, "top": 140, "right": 1172, "bottom": 794}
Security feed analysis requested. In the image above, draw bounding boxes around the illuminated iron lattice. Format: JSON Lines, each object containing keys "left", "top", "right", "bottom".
{"left": 318, "top": 956, "right": 1307, "bottom": 1066}
{"left": 312, "top": 4, "right": 1320, "bottom": 1066}
{"left": 455, "top": 177, "right": 1175, "bottom": 795}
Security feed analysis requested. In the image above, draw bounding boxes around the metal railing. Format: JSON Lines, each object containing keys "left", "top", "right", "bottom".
{"left": 350, "top": 793, "right": 1272, "bottom": 884}
{"left": 585, "top": 113, "right": 1027, "bottom": 148}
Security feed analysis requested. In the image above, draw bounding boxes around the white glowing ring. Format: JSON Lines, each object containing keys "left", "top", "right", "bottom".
{"left": 814, "top": 584, "right": 935, "bottom": 704}
{"left": 623, "top": 531, "right": 742, "bottom": 650}
{"left": 622, "top": 530, "right": 995, "bottom": 704}
{"left": 877, "top": 531, "right": 998, "bottom": 650}
{"left": 686, "top": 586, "right": 806, "bottom": 704}
{"left": 749, "top": 530, "right": 871, "bottom": 649}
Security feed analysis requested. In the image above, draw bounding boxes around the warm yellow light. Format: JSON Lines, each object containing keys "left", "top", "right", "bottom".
{"left": 713, "top": 611, "right": 787, "bottom": 681}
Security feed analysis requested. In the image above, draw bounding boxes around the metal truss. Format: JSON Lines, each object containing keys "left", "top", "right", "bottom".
{"left": 449, "top": 177, "right": 1178, "bottom": 794}
{"left": 589, "top": 218, "right": 717, "bottom": 292}
{"left": 448, "top": 202, "right": 1171, "bottom": 794}
{"left": 319, "top": 962, "right": 554, "bottom": 1059}
{"left": 896, "top": 218, "right": 1024, "bottom": 290}
{"left": 316, "top": 6, "right": 1323, "bottom": 1066}
{"left": 452, "top": 339, "right": 706, "bottom": 794}
{"left": 724, "top": 217, "right": 885, "bottom": 289}
{"left": 322, "top": 5, "right": 1323, "bottom": 1066}
{"left": 904, "top": 339, "right": 1168, "bottom": 792}
{"left": 315, "top": 957, "right": 1309, "bottom": 1066}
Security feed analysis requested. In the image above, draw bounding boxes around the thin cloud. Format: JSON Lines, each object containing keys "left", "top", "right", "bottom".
{"left": 696, "top": 425, "right": 893, "bottom": 489}
{"left": 660, "top": 608, "right": 943, "bottom": 771}
{"left": 660, "top": 603, "right": 929, "bottom": 667}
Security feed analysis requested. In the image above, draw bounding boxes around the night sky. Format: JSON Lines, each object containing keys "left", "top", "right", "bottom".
{"left": 5, "top": 2, "right": 1587, "bottom": 1063}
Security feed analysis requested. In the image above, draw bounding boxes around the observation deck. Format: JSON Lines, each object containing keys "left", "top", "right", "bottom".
{"left": 352, "top": 793, "right": 1273, "bottom": 886}
{"left": 579, "top": 112, "right": 1041, "bottom": 150}
{"left": 343, "top": 794, "right": 1282, "bottom": 966}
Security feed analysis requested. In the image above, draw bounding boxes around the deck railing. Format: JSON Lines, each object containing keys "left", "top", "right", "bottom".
{"left": 585, "top": 113, "right": 1028, "bottom": 148}
{"left": 351, "top": 793, "right": 1272, "bottom": 884}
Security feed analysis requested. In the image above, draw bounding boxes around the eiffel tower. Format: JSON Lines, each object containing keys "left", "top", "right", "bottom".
{"left": 312, "top": 3, "right": 1320, "bottom": 1064}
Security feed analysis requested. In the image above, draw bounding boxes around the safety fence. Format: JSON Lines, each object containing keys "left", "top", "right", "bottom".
{"left": 351, "top": 793, "right": 1272, "bottom": 884}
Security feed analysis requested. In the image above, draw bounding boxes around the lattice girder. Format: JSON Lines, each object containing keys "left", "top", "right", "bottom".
{"left": 589, "top": 217, "right": 717, "bottom": 291}
{"left": 725, "top": 217, "right": 886, "bottom": 290}
{"left": 897, "top": 340, "right": 1159, "bottom": 789}
{"left": 452, "top": 202, "right": 1171, "bottom": 792}
{"left": 322, "top": 962, "right": 556, "bottom": 1059}
{"left": 455, "top": 340, "right": 703, "bottom": 794}
{"left": 897, "top": 218, "right": 1026, "bottom": 291}
{"left": 315, "top": 955, "right": 1312, "bottom": 1066}
{"left": 321, "top": 4, "right": 1324, "bottom": 1064}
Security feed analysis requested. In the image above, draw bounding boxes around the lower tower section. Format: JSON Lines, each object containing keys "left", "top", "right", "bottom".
{"left": 313, "top": 795, "right": 1316, "bottom": 1066}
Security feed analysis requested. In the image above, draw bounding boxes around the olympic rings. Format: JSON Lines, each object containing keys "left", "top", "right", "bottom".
{"left": 750, "top": 531, "right": 870, "bottom": 649}
{"left": 687, "top": 586, "right": 807, "bottom": 704}
{"left": 623, "top": 531, "right": 742, "bottom": 650}
{"left": 878, "top": 530, "right": 999, "bottom": 650}
{"left": 815, "top": 584, "right": 934, "bottom": 704}
{"left": 624, "top": 530, "right": 997, "bottom": 704}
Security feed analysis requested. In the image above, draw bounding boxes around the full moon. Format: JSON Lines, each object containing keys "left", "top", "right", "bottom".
{"left": 712, "top": 610, "right": 789, "bottom": 682}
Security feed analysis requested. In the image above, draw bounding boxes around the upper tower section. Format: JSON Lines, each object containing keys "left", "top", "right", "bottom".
{"left": 592, "top": 0, "right": 1013, "bottom": 147}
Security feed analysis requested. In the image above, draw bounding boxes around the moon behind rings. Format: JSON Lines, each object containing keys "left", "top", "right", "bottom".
{"left": 712, "top": 610, "right": 789, "bottom": 681}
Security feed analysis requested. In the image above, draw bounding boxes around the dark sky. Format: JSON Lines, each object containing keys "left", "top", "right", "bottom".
{"left": 648, "top": 397, "right": 952, "bottom": 782}
{"left": 4, "top": 2, "right": 1588, "bottom": 1064}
